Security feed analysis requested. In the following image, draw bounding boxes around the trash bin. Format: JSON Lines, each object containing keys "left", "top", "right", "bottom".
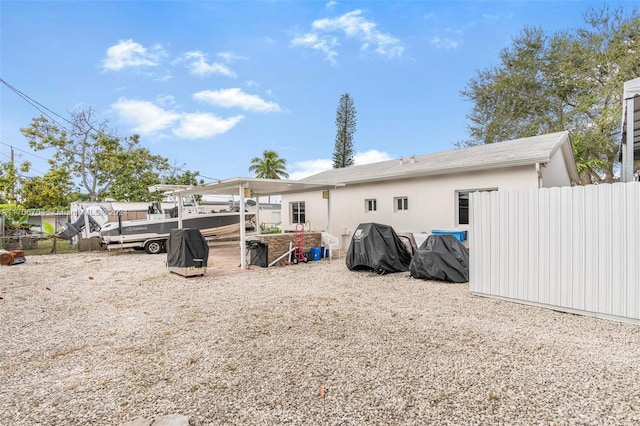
{"left": 167, "top": 228, "right": 209, "bottom": 277}
{"left": 248, "top": 240, "right": 268, "bottom": 267}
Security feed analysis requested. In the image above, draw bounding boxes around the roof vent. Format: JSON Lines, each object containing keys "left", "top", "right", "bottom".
{"left": 410, "top": 155, "right": 415, "bottom": 164}
{"left": 399, "top": 157, "right": 404, "bottom": 165}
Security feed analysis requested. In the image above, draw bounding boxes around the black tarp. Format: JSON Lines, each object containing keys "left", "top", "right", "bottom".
{"left": 346, "top": 223, "right": 412, "bottom": 274}
{"left": 167, "top": 228, "right": 209, "bottom": 268}
{"left": 409, "top": 234, "right": 469, "bottom": 283}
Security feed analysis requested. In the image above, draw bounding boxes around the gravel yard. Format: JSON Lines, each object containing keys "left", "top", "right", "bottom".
{"left": 1, "top": 248, "right": 640, "bottom": 425}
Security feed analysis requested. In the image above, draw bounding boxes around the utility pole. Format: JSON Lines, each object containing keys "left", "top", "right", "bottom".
{"left": 10, "top": 145, "right": 15, "bottom": 202}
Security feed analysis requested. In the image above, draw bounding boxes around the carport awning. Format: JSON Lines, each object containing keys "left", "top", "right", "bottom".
{"left": 164, "top": 177, "right": 338, "bottom": 270}
{"left": 166, "top": 177, "right": 337, "bottom": 197}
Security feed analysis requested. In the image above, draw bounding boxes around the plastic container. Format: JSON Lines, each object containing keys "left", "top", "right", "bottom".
{"left": 431, "top": 230, "right": 468, "bottom": 242}
{"left": 309, "top": 246, "right": 321, "bottom": 261}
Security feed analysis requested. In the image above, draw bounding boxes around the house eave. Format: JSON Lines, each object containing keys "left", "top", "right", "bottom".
{"left": 325, "top": 158, "right": 550, "bottom": 187}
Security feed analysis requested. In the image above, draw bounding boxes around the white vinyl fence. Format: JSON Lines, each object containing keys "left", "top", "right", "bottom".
{"left": 470, "top": 182, "right": 640, "bottom": 324}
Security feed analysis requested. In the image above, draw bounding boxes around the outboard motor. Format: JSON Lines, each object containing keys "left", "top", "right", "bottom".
{"left": 57, "top": 205, "right": 109, "bottom": 240}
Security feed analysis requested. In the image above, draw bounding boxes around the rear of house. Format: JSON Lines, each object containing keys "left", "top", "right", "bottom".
{"left": 281, "top": 131, "right": 579, "bottom": 250}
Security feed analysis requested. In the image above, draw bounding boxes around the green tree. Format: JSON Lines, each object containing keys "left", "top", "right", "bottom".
{"left": 461, "top": 6, "right": 640, "bottom": 184}
{"left": 104, "top": 148, "right": 169, "bottom": 202}
{"left": 21, "top": 108, "right": 167, "bottom": 200}
{"left": 0, "top": 159, "right": 31, "bottom": 204}
{"left": 249, "top": 150, "right": 289, "bottom": 179}
{"left": 332, "top": 93, "right": 357, "bottom": 168}
{"left": 160, "top": 167, "right": 204, "bottom": 187}
{"left": 20, "top": 167, "right": 73, "bottom": 210}
{"left": 154, "top": 167, "right": 205, "bottom": 202}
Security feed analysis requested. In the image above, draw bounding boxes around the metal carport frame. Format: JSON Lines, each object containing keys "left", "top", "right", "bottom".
{"left": 167, "top": 177, "right": 337, "bottom": 269}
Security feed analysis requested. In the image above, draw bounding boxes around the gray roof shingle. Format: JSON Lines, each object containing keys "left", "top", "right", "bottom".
{"left": 301, "top": 131, "right": 573, "bottom": 185}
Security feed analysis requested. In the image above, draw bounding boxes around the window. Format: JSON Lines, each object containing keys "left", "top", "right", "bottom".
{"left": 457, "top": 188, "right": 497, "bottom": 225}
{"left": 290, "top": 201, "right": 305, "bottom": 224}
{"left": 365, "top": 198, "right": 377, "bottom": 212}
{"left": 394, "top": 197, "right": 408, "bottom": 212}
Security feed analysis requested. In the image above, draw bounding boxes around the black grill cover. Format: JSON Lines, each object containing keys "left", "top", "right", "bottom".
{"left": 167, "top": 228, "right": 209, "bottom": 268}
{"left": 410, "top": 234, "right": 469, "bottom": 283}
{"left": 346, "top": 223, "right": 412, "bottom": 274}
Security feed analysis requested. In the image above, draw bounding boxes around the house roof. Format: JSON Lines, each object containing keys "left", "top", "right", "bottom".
{"left": 302, "top": 131, "right": 579, "bottom": 185}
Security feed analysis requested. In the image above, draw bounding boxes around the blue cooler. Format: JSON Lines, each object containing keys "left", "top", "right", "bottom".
{"left": 310, "top": 247, "right": 321, "bottom": 261}
{"left": 431, "top": 230, "right": 468, "bottom": 242}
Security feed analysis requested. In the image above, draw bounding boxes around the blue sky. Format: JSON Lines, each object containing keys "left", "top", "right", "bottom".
{"left": 0, "top": 0, "right": 627, "bottom": 185}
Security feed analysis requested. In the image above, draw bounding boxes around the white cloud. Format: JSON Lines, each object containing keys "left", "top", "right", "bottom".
{"left": 482, "top": 13, "right": 513, "bottom": 23}
{"left": 326, "top": 1, "right": 337, "bottom": 9}
{"left": 102, "top": 39, "right": 165, "bottom": 71}
{"left": 193, "top": 88, "right": 281, "bottom": 112}
{"left": 289, "top": 149, "right": 391, "bottom": 180}
{"left": 354, "top": 149, "right": 392, "bottom": 165}
{"left": 289, "top": 159, "right": 333, "bottom": 180}
{"left": 217, "top": 51, "right": 248, "bottom": 63}
{"left": 156, "top": 94, "right": 176, "bottom": 107}
{"left": 111, "top": 97, "right": 243, "bottom": 139}
{"left": 292, "top": 10, "right": 403, "bottom": 62}
{"left": 290, "top": 33, "right": 339, "bottom": 64}
{"left": 430, "top": 37, "right": 459, "bottom": 50}
{"left": 183, "top": 50, "right": 237, "bottom": 77}
{"left": 111, "top": 98, "right": 180, "bottom": 134}
{"left": 156, "top": 73, "right": 173, "bottom": 82}
{"left": 174, "top": 113, "right": 244, "bottom": 139}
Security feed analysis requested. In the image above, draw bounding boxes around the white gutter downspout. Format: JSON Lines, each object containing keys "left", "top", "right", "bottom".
{"left": 536, "top": 163, "right": 543, "bottom": 188}
{"left": 327, "top": 189, "right": 332, "bottom": 236}
{"left": 623, "top": 96, "right": 635, "bottom": 182}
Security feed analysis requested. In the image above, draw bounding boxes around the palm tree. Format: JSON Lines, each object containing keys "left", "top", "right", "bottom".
{"left": 248, "top": 150, "right": 289, "bottom": 204}
{"left": 249, "top": 150, "right": 289, "bottom": 180}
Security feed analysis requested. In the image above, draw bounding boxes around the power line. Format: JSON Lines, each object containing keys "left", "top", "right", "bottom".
{"left": 0, "top": 78, "right": 74, "bottom": 133}
{"left": 0, "top": 141, "right": 52, "bottom": 162}
{"left": 1, "top": 78, "right": 218, "bottom": 182}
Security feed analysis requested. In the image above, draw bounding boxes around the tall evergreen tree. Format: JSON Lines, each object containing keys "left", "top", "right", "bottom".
{"left": 332, "top": 93, "right": 357, "bottom": 168}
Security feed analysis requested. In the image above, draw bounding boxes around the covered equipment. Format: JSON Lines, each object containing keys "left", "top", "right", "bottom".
{"left": 346, "top": 223, "right": 412, "bottom": 274}
{"left": 167, "top": 228, "right": 209, "bottom": 277}
{"left": 410, "top": 234, "right": 469, "bottom": 283}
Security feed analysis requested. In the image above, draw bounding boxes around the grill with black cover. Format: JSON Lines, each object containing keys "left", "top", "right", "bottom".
{"left": 167, "top": 228, "right": 209, "bottom": 277}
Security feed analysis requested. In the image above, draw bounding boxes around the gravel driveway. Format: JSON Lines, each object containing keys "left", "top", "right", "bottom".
{"left": 1, "top": 250, "right": 639, "bottom": 425}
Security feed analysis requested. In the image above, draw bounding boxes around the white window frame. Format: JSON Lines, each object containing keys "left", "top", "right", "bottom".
{"left": 394, "top": 196, "right": 408, "bottom": 212}
{"left": 365, "top": 198, "right": 377, "bottom": 212}
{"left": 290, "top": 201, "right": 305, "bottom": 224}
{"left": 456, "top": 188, "right": 497, "bottom": 225}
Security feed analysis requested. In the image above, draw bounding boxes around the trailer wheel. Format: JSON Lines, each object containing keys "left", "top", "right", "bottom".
{"left": 144, "top": 240, "right": 163, "bottom": 254}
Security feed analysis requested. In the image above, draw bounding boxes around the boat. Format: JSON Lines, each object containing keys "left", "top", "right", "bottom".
{"left": 57, "top": 190, "right": 255, "bottom": 254}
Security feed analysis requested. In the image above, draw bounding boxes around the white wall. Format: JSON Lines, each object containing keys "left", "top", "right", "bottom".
{"left": 540, "top": 146, "right": 572, "bottom": 188}
{"left": 256, "top": 207, "right": 282, "bottom": 228}
{"left": 470, "top": 183, "right": 640, "bottom": 324}
{"left": 280, "top": 192, "right": 329, "bottom": 232}
{"left": 282, "top": 165, "right": 539, "bottom": 248}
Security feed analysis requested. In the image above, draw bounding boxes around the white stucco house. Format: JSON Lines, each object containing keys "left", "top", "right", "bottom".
{"left": 280, "top": 131, "right": 580, "bottom": 249}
